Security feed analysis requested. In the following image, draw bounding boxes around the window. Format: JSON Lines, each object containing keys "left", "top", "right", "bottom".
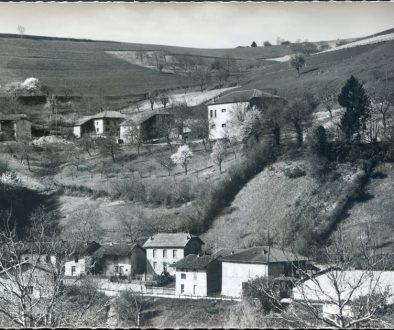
{"left": 96, "top": 122, "right": 99, "bottom": 126}
{"left": 181, "top": 273, "right": 186, "bottom": 279}
{"left": 27, "top": 286, "right": 34, "bottom": 295}
{"left": 114, "top": 265, "right": 119, "bottom": 273}
{"left": 221, "top": 123, "right": 226, "bottom": 128}
{"left": 210, "top": 124, "right": 216, "bottom": 129}
{"left": 71, "top": 266, "right": 76, "bottom": 275}
{"left": 153, "top": 249, "right": 157, "bottom": 258}
{"left": 163, "top": 262, "right": 167, "bottom": 272}
{"left": 153, "top": 262, "right": 157, "bottom": 270}
{"left": 74, "top": 255, "right": 79, "bottom": 263}
{"left": 193, "top": 285, "right": 197, "bottom": 295}
{"left": 193, "top": 272, "right": 197, "bottom": 280}
{"left": 222, "top": 108, "right": 226, "bottom": 113}
{"left": 96, "top": 128, "right": 99, "bottom": 132}
{"left": 214, "top": 110, "right": 217, "bottom": 118}
{"left": 181, "top": 284, "right": 184, "bottom": 293}
{"left": 45, "top": 255, "right": 50, "bottom": 263}
{"left": 210, "top": 109, "right": 213, "bottom": 118}
{"left": 173, "top": 250, "right": 177, "bottom": 258}
{"left": 163, "top": 249, "right": 167, "bottom": 258}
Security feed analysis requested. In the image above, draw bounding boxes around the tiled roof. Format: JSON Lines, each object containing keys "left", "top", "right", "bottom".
{"left": 173, "top": 248, "right": 236, "bottom": 270}
{"left": 0, "top": 261, "right": 53, "bottom": 278}
{"left": 208, "top": 89, "right": 283, "bottom": 105}
{"left": 143, "top": 233, "right": 204, "bottom": 248}
{"left": 0, "top": 114, "right": 29, "bottom": 121}
{"left": 74, "top": 110, "right": 128, "bottom": 126}
{"left": 18, "top": 241, "right": 101, "bottom": 256}
{"left": 120, "top": 111, "right": 172, "bottom": 126}
{"left": 219, "top": 246, "right": 308, "bottom": 265}
{"left": 91, "top": 243, "right": 142, "bottom": 259}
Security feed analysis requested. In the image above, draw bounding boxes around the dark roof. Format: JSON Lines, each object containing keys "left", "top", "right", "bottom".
{"left": 143, "top": 233, "right": 204, "bottom": 248}
{"left": 120, "top": 111, "right": 172, "bottom": 126}
{"left": 74, "top": 110, "right": 128, "bottom": 126}
{"left": 219, "top": 246, "right": 308, "bottom": 265}
{"left": 173, "top": 248, "right": 235, "bottom": 270}
{"left": 18, "top": 241, "right": 101, "bottom": 256}
{"left": 91, "top": 243, "right": 142, "bottom": 259}
{"left": 0, "top": 261, "right": 53, "bottom": 278}
{"left": 0, "top": 114, "right": 30, "bottom": 121}
{"left": 208, "top": 89, "right": 284, "bottom": 105}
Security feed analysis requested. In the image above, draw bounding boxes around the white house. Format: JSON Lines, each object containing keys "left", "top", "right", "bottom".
{"left": 73, "top": 110, "right": 128, "bottom": 138}
{"left": 90, "top": 243, "right": 146, "bottom": 277}
{"left": 292, "top": 270, "right": 394, "bottom": 320}
{"left": 219, "top": 246, "right": 308, "bottom": 298}
{"left": 207, "top": 89, "right": 287, "bottom": 140}
{"left": 173, "top": 249, "right": 233, "bottom": 297}
{"left": 143, "top": 233, "right": 204, "bottom": 277}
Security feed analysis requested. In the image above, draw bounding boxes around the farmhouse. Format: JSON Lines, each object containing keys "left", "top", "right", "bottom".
{"left": 0, "top": 114, "right": 31, "bottom": 141}
{"left": 73, "top": 110, "right": 128, "bottom": 138}
{"left": 119, "top": 111, "right": 174, "bottom": 143}
{"left": 292, "top": 270, "right": 394, "bottom": 320}
{"left": 0, "top": 262, "right": 54, "bottom": 299}
{"left": 219, "top": 246, "right": 308, "bottom": 298}
{"left": 143, "top": 233, "right": 204, "bottom": 276}
{"left": 64, "top": 241, "right": 101, "bottom": 277}
{"left": 207, "top": 89, "right": 287, "bottom": 140}
{"left": 90, "top": 243, "right": 146, "bottom": 277}
{"left": 173, "top": 249, "right": 234, "bottom": 297}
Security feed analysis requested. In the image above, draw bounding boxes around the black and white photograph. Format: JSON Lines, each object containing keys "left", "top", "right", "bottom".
{"left": 0, "top": 1, "right": 393, "bottom": 328}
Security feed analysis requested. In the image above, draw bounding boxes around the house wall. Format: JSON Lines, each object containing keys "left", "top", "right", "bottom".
{"left": 0, "top": 121, "right": 16, "bottom": 141}
{"left": 146, "top": 247, "right": 185, "bottom": 276}
{"left": 65, "top": 258, "right": 87, "bottom": 276}
{"left": 20, "top": 253, "right": 56, "bottom": 266}
{"left": 175, "top": 269, "right": 207, "bottom": 296}
{"left": 207, "top": 102, "right": 249, "bottom": 140}
{"left": 15, "top": 119, "right": 31, "bottom": 140}
{"left": 184, "top": 239, "right": 203, "bottom": 256}
{"left": 322, "top": 303, "right": 353, "bottom": 319}
{"left": 94, "top": 119, "right": 104, "bottom": 135}
{"left": 73, "top": 126, "right": 81, "bottom": 138}
{"left": 206, "top": 259, "right": 222, "bottom": 294}
{"left": 119, "top": 124, "right": 141, "bottom": 144}
{"left": 221, "top": 262, "right": 268, "bottom": 297}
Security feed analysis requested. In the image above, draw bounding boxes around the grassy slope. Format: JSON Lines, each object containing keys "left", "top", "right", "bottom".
{"left": 240, "top": 40, "right": 394, "bottom": 99}
{"left": 0, "top": 34, "right": 291, "bottom": 97}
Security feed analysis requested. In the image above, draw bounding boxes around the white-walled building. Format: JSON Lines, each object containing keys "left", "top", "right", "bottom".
{"left": 292, "top": 270, "right": 394, "bottom": 321}
{"left": 173, "top": 249, "right": 233, "bottom": 297}
{"left": 207, "top": 89, "right": 287, "bottom": 140}
{"left": 73, "top": 110, "right": 128, "bottom": 138}
{"left": 143, "top": 233, "right": 204, "bottom": 277}
{"left": 219, "top": 246, "right": 308, "bottom": 297}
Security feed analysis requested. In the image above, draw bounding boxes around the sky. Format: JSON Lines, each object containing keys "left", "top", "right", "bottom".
{"left": 0, "top": 2, "right": 394, "bottom": 48}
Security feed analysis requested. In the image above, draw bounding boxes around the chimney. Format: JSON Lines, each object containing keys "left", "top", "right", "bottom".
{"left": 231, "top": 250, "right": 234, "bottom": 254}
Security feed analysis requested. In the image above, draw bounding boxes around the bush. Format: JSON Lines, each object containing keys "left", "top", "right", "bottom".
{"left": 283, "top": 166, "right": 306, "bottom": 178}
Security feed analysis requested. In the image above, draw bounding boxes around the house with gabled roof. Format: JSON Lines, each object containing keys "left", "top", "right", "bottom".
{"left": 207, "top": 88, "right": 287, "bottom": 140}
{"left": 0, "top": 114, "right": 31, "bottom": 141}
{"left": 173, "top": 249, "right": 236, "bottom": 297}
{"left": 73, "top": 110, "right": 128, "bottom": 138}
{"left": 143, "top": 233, "right": 204, "bottom": 276}
{"left": 219, "top": 246, "right": 308, "bottom": 297}
{"left": 90, "top": 243, "right": 146, "bottom": 277}
{"left": 119, "top": 111, "right": 174, "bottom": 143}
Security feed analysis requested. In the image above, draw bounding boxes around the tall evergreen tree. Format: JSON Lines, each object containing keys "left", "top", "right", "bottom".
{"left": 338, "top": 75, "right": 371, "bottom": 142}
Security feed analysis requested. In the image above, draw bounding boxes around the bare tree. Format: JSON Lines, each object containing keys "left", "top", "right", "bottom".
{"left": 321, "top": 88, "right": 337, "bottom": 121}
{"left": 189, "top": 116, "right": 210, "bottom": 151}
{"left": 192, "top": 69, "right": 211, "bottom": 92}
{"left": 98, "top": 130, "right": 121, "bottom": 162}
{"left": 148, "top": 90, "right": 159, "bottom": 111}
{"left": 156, "top": 153, "right": 176, "bottom": 176}
{"left": 77, "top": 134, "right": 95, "bottom": 157}
{"left": 113, "top": 288, "right": 149, "bottom": 327}
{"left": 17, "top": 138, "right": 33, "bottom": 171}
{"left": 369, "top": 85, "right": 394, "bottom": 134}
{"left": 159, "top": 91, "right": 170, "bottom": 109}
{"left": 122, "top": 121, "right": 143, "bottom": 155}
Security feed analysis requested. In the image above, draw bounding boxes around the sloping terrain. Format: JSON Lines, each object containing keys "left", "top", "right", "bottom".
{"left": 201, "top": 157, "right": 391, "bottom": 256}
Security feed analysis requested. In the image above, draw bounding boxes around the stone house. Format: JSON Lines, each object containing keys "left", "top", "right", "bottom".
{"left": 143, "top": 233, "right": 204, "bottom": 277}
{"left": 173, "top": 249, "right": 233, "bottom": 297}
{"left": 0, "top": 114, "right": 31, "bottom": 141}
{"left": 90, "top": 243, "right": 146, "bottom": 277}
{"left": 219, "top": 246, "right": 308, "bottom": 297}
{"left": 119, "top": 111, "right": 174, "bottom": 144}
{"left": 73, "top": 110, "right": 128, "bottom": 138}
{"left": 207, "top": 89, "right": 287, "bottom": 140}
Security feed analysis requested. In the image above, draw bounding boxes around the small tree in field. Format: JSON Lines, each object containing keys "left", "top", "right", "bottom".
{"left": 290, "top": 54, "right": 306, "bottom": 77}
{"left": 251, "top": 41, "right": 257, "bottom": 47}
{"left": 148, "top": 90, "right": 159, "bottom": 110}
{"left": 171, "top": 145, "right": 193, "bottom": 175}
{"left": 338, "top": 75, "right": 371, "bottom": 142}
{"left": 159, "top": 91, "right": 170, "bottom": 109}
{"left": 211, "top": 140, "right": 227, "bottom": 174}
{"left": 156, "top": 154, "right": 176, "bottom": 176}
{"left": 98, "top": 131, "right": 121, "bottom": 162}
{"left": 77, "top": 134, "right": 95, "bottom": 157}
